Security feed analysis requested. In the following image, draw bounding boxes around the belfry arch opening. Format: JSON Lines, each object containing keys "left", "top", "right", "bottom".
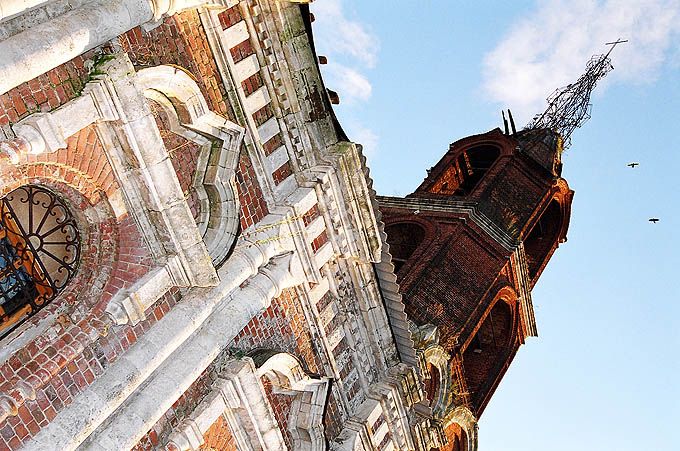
{"left": 524, "top": 198, "right": 562, "bottom": 281}
{"left": 429, "top": 145, "right": 500, "bottom": 195}
{"left": 384, "top": 222, "right": 425, "bottom": 273}
{"left": 462, "top": 299, "right": 512, "bottom": 413}
{"left": 424, "top": 362, "right": 441, "bottom": 407}
{"left": 441, "top": 422, "right": 468, "bottom": 451}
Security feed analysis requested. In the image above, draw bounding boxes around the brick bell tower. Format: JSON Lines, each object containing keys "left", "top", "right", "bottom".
{"left": 378, "top": 127, "right": 573, "bottom": 433}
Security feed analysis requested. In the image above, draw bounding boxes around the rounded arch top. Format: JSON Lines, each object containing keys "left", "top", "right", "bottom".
{"left": 136, "top": 64, "right": 246, "bottom": 267}
{"left": 136, "top": 64, "right": 244, "bottom": 140}
{"left": 522, "top": 181, "right": 573, "bottom": 283}
{"left": 442, "top": 406, "right": 478, "bottom": 451}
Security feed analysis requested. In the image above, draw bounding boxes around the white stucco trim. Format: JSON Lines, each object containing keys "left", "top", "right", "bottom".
{"left": 258, "top": 352, "right": 330, "bottom": 451}
{"left": 0, "top": 0, "right": 211, "bottom": 93}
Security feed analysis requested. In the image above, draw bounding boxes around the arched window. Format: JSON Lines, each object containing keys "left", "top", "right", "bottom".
{"left": 384, "top": 222, "right": 425, "bottom": 273}
{"left": 462, "top": 300, "right": 512, "bottom": 413}
{"left": 429, "top": 145, "right": 500, "bottom": 195}
{"left": 0, "top": 185, "right": 80, "bottom": 337}
{"left": 425, "top": 363, "right": 441, "bottom": 406}
{"left": 441, "top": 422, "right": 468, "bottom": 451}
{"left": 524, "top": 198, "right": 562, "bottom": 281}
{"left": 459, "top": 145, "right": 499, "bottom": 193}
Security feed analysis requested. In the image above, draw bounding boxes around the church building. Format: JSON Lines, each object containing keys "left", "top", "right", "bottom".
{"left": 0, "top": 1, "right": 572, "bottom": 450}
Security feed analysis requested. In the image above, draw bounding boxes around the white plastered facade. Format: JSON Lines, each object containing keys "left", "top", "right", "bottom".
{"left": 0, "top": 1, "right": 454, "bottom": 450}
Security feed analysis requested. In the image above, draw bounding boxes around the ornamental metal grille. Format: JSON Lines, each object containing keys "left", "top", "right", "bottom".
{"left": 0, "top": 185, "right": 80, "bottom": 337}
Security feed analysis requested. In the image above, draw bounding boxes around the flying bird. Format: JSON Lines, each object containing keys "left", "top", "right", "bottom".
{"left": 649, "top": 218, "right": 659, "bottom": 223}
{"left": 627, "top": 162, "right": 639, "bottom": 168}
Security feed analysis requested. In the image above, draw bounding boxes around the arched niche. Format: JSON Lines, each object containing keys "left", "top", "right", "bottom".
{"left": 384, "top": 221, "right": 426, "bottom": 273}
{"left": 422, "top": 342, "right": 451, "bottom": 419}
{"left": 523, "top": 197, "right": 562, "bottom": 281}
{"left": 429, "top": 144, "right": 500, "bottom": 196}
{"left": 425, "top": 363, "right": 441, "bottom": 406}
{"left": 441, "top": 423, "right": 467, "bottom": 451}
{"left": 440, "top": 406, "right": 478, "bottom": 451}
{"left": 256, "top": 352, "right": 330, "bottom": 451}
{"left": 135, "top": 65, "right": 245, "bottom": 267}
{"left": 462, "top": 298, "right": 514, "bottom": 413}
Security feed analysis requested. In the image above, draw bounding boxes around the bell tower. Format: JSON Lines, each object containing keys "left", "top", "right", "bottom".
{"left": 378, "top": 126, "right": 573, "bottom": 430}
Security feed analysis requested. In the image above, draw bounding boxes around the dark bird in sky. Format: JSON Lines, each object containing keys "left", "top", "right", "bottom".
{"left": 627, "top": 162, "right": 639, "bottom": 168}
{"left": 649, "top": 218, "right": 659, "bottom": 223}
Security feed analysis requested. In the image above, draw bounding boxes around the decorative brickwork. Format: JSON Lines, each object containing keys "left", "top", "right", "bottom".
{"left": 262, "top": 133, "right": 283, "bottom": 156}
{"left": 311, "top": 230, "right": 328, "bottom": 253}
{"left": 230, "top": 39, "right": 255, "bottom": 64}
{"left": 323, "top": 391, "right": 344, "bottom": 441}
{"left": 242, "top": 72, "right": 264, "bottom": 97}
{"left": 234, "top": 149, "right": 268, "bottom": 229}
{"left": 118, "top": 11, "right": 237, "bottom": 123}
{"left": 302, "top": 204, "right": 320, "bottom": 227}
{"left": 218, "top": 4, "right": 243, "bottom": 30}
{"left": 272, "top": 161, "right": 292, "bottom": 185}
{"left": 252, "top": 104, "right": 274, "bottom": 127}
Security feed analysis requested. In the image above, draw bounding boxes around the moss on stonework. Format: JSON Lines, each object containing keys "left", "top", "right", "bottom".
{"left": 278, "top": 14, "right": 305, "bottom": 43}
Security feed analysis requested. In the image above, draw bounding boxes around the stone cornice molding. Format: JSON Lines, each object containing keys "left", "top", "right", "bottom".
{"left": 377, "top": 195, "right": 519, "bottom": 252}
{"left": 0, "top": 0, "right": 212, "bottom": 93}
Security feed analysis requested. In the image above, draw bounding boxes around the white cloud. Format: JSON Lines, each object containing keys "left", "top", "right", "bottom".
{"left": 325, "top": 62, "right": 372, "bottom": 104}
{"left": 310, "top": 0, "right": 380, "bottom": 155}
{"left": 483, "top": 0, "right": 680, "bottom": 122}
{"left": 346, "top": 121, "right": 379, "bottom": 161}
{"left": 311, "top": 0, "right": 379, "bottom": 68}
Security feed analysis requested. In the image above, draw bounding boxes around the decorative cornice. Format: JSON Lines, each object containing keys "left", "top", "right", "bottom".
{"left": 376, "top": 195, "right": 519, "bottom": 252}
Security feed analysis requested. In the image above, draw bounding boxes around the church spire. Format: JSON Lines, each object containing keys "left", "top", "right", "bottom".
{"left": 525, "top": 39, "right": 626, "bottom": 149}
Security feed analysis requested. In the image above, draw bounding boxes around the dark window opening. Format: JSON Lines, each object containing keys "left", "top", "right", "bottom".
{"left": 0, "top": 185, "right": 80, "bottom": 338}
{"left": 429, "top": 145, "right": 500, "bottom": 196}
{"left": 424, "top": 363, "right": 440, "bottom": 406}
{"left": 462, "top": 300, "right": 512, "bottom": 412}
{"left": 384, "top": 222, "right": 425, "bottom": 275}
{"left": 524, "top": 199, "right": 561, "bottom": 280}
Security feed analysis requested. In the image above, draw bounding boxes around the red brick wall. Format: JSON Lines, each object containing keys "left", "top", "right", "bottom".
{"left": 118, "top": 11, "right": 236, "bottom": 123}
{"left": 198, "top": 414, "right": 238, "bottom": 451}
{"left": 150, "top": 100, "right": 203, "bottom": 220}
{"left": 0, "top": 125, "right": 189, "bottom": 448}
{"left": 235, "top": 149, "right": 268, "bottom": 229}
{"left": 477, "top": 162, "right": 548, "bottom": 240}
{"left": 0, "top": 52, "right": 96, "bottom": 140}
{"left": 261, "top": 376, "right": 294, "bottom": 449}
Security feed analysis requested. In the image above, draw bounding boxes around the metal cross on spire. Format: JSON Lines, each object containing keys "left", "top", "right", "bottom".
{"left": 525, "top": 39, "right": 627, "bottom": 149}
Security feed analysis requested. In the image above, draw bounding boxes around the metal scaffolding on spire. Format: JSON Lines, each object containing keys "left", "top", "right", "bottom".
{"left": 525, "top": 39, "right": 626, "bottom": 149}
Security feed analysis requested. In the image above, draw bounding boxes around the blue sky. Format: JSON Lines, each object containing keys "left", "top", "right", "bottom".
{"left": 311, "top": 1, "right": 680, "bottom": 450}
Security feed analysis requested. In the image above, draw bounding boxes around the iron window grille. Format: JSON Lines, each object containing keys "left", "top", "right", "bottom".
{"left": 0, "top": 185, "right": 80, "bottom": 337}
